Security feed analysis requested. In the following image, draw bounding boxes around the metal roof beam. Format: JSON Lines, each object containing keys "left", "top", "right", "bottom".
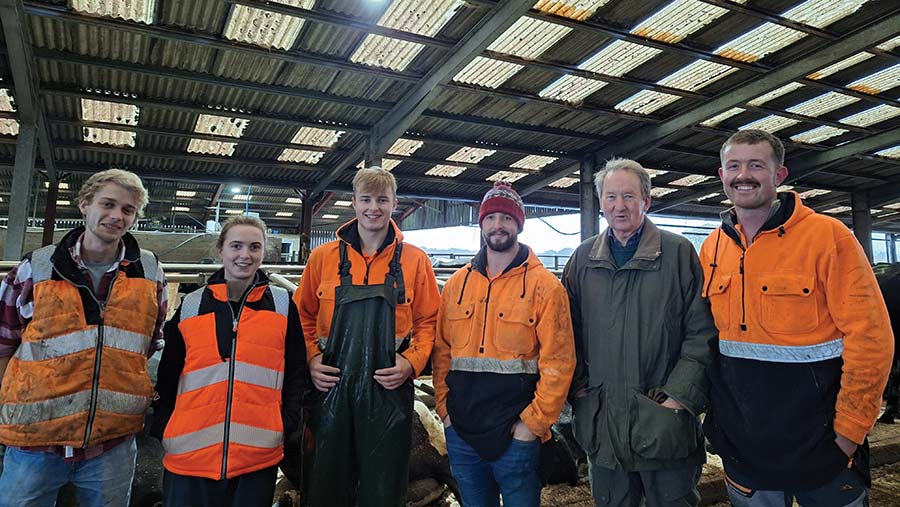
{"left": 519, "top": 10, "right": 900, "bottom": 196}
{"left": 698, "top": 0, "right": 839, "bottom": 41}
{"left": 311, "top": 0, "right": 540, "bottom": 197}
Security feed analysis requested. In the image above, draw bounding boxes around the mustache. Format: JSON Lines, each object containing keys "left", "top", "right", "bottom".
{"left": 730, "top": 178, "right": 760, "bottom": 187}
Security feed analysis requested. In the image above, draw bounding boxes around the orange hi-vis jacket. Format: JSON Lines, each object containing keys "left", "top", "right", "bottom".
{"left": 294, "top": 219, "right": 440, "bottom": 376}
{"left": 0, "top": 238, "right": 160, "bottom": 447}
{"left": 162, "top": 280, "right": 291, "bottom": 480}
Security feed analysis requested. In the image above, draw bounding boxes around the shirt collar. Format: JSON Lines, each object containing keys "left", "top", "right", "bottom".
{"left": 607, "top": 220, "right": 646, "bottom": 247}
{"left": 71, "top": 233, "right": 125, "bottom": 271}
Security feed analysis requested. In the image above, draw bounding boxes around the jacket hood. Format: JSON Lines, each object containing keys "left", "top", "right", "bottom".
{"left": 51, "top": 226, "right": 142, "bottom": 273}
{"left": 205, "top": 268, "right": 270, "bottom": 303}
{"left": 335, "top": 218, "right": 403, "bottom": 254}
{"left": 719, "top": 191, "right": 811, "bottom": 245}
{"left": 455, "top": 244, "right": 541, "bottom": 304}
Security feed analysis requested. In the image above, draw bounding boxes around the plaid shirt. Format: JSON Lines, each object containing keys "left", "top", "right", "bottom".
{"left": 0, "top": 232, "right": 168, "bottom": 461}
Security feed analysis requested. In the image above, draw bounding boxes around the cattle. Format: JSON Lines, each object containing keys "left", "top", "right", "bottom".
{"left": 876, "top": 263, "right": 900, "bottom": 423}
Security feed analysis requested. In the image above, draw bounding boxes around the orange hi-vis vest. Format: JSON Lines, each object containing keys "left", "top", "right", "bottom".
{"left": 0, "top": 240, "right": 160, "bottom": 447}
{"left": 162, "top": 280, "right": 290, "bottom": 480}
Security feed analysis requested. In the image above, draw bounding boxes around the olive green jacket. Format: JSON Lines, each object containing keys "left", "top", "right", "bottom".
{"left": 562, "top": 218, "right": 716, "bottom": 471}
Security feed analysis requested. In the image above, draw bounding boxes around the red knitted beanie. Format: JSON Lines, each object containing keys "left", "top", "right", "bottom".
{"left": 479, "top": 182, "right": 525, "bottom": 232}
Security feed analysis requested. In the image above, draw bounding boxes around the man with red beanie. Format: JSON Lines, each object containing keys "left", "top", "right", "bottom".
{"left": 433, "top": 182, "right": 575, "bottom": 507}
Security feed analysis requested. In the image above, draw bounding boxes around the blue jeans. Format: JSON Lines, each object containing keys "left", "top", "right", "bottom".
{"left": 445, "top": 425, "right": 541, "bottom": 507}
{"left": 0, "top": 436, "right": 138, "bottom": 507}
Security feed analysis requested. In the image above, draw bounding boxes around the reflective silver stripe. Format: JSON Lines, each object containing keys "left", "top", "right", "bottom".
{"left": 450, "top": 356, "right": 539, "bottom": 374}
{"left": 15, "top": 327, "right": 150, "bottom": 361}
{"left": 720, "top": 338, "right": 844, "bottom": 363}
{"left": 30, "top": 246, "right": 54, "bottom": 283}
{"left": 0, "top": 389, "right": 149, "bottom": 425}
{"left": 270, "top": 286, "right": 290, "bottom": 317}
{"left": 163, "top": 422, "right": 282, "bottom": 455}
{"left": 180, "top": 288, "right": 204, "bottom": 320}
{"left": 139, "top": 250, "right": 158, "bottom": 283}
{"left": 178, "top": 362, "right": 284, "bottom": 395}
{"left": 317, "top": 336, "right": 407, "bottom": 352}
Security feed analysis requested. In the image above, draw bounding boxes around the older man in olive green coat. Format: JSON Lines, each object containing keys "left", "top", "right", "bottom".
{"left": 562, "top": 158, "right": 717, "bottom": 507}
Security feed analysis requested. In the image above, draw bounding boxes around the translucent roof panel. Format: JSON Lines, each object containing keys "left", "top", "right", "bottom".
{"left": 223, "top": 0, "right": 314, "bottom": 50}
{"left": 669, "top": 174, "right": 714, "bottom": 187}
{"left": 798, "top": 188, "right": 832, "bottom": 199}
{"left": 71, "top": 0, "right": 157, "bottom": 24}
{"left": 290, "top": 127, "right": 344, "bottom": 147}
{"left": 785, "top": 92, "right": 859, "bottom": 117}
{"left": 549, "top": 176, "right": 579, "bottom": 188}
{"left": 351, "top": 35, "right": 426, "bottom": 71}
{"left": 615, "top": 90, "right": 681, "bottom": 114}
{"left": 878, "top": 35, "right": 900, "bottom": 51}
{"left": 578, "top": 40, "right": 662, "bottom": 77}
{"left": 278, "top": 148, "right": 325, "bottom": 164}
{"left": 510, "top": 154, "right": 558, "bottom": 170}
{"left": 782, "top": 0, "right": 870, "bottom": 29}
{"left": 286, "top": 197, "right": 303, "bottom": 204}
{"left": 539, "top": 75, "right": 608, "bottom": 103}
{"left": 453, "top": 57, "right": 524, "bottom": 89}
{"left": 631, "top": 0, "right": 747, "bottom": 44}
{"left": 657, "top": 60, "right": 739, "bottom": 91}
{"left": 747, "top": 82, "right": 804, "bottom": 106}
{"left": 487, "top": 17, "right": 572, "bottom": 59}
{"left": 176, "top": 190, "right": 196, "bottom": 197}
{"left": 700, "top": 107, "right": 745, "bottom": 127}
{"left": 0, "top": 119, "right": 19, "bottom": 136}
{"left": 533, "top": 0, "right": 613, "bottom": 21}
{"left": 377, "top": 0, "right": 463, "bottom": 36}
{"left": 275, "top": 212, "right": 294, "bottom": 217}
{"left": 487, "top": 171, "right": 528, "bottom": 183}
{"left": 382, "top": 159, "right": 402, "bottom": 171}
{"left": 740, "top": 115, "right": 800, "bottom": 133}
{"left": 645, "top": 168, "right": 668, "bottom": 178}
{"left": 695, "top": 192, "right": 720, "bottom": 202}
{"left": 321, "top": 214, "right": 340, "bottom": 219}
{"left": 790, "top": 125, "right": 849, "bottom": 144}
{"left": 426, "top": 164, "right": 467, "bottom": 178}
{"left": 650, "top": 187, "right": 677, "bottom": 198}
{"left": 333, "top": 200, "right": 352, "bottom": 206}
{"left": 840, "top": 104, "right": 900, "bottom": 127}
{"left": 187, "top": 139, "right": 237, "bottom": 157}
{"left": 81, "top": 98, "right": 139, "bottom": 125}
{"left": 846, "top": 64, "right": 900, "bottom": 95}
{"left": 387, "top": 138, "right": 424, "bottom": 157}
{"left": 823, "top": 206, "right": 851, "bottom": 214}
{"left": 806, "top": 52, "right": 874, "bottom": 80}
{"left": 172, "top": 206, "right": 191, "bottom": 212}
{"left": 0, "top": 89, "right": 15, "bottom": 112}
{"left": 83, "top": 127, "right": 136, "bottom": 147}
{"left": 193, "top": 114, "right": 247, "bottom": 138}
{"left": 446, "top": 146, "right": 496, "bottom": 164}
{"left": 876, "top": 146, "right": 900, "bottom": 159}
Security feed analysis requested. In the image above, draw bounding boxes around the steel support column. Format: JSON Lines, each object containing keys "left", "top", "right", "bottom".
{"left": 579, "top": 156, "right": 599, "bottom": 241}
{"left": 41, "top": 175, "right": 60, "bottom": 246}
{"left": 299, "top": 196, "right": 314, "bottom": 264}
{"left": 851, "top": 190, "right": 873, "bottom": 263}
{"left": 5, "top": 123, "right": 37, "bottom": 260}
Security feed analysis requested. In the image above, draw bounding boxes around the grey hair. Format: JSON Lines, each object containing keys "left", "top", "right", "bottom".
{"left": 593, "top": 158, "right": 652, "bottom": 199}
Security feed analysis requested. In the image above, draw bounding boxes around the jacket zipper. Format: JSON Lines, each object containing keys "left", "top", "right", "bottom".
{"left": 54, "top": 264, "right": 119, "bottom": 448}
{"left": 221, "top": 282, "right": 261, "bottom": 479}
{"left": 479, "top": 282, "right": 494, "bottom": 353}
{"left": 739, "top": 250, "right": 747, "bottom": 331}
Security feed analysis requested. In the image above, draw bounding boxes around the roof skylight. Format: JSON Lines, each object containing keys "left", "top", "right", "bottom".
{"left": 668, "top": 174, "right": 714, "bottom": 187}
{"left": 798, "top": 188, "right": 832, "bottom": 199}
{"left": 840, "top": 104, "right": 900, "bottom": 127}
{"left": 487, "top": 171, "right": 528, "bottom": 183}
{"left": 446, "top": 147, "right": 496, "bottom": 164}
{"left": 533, "top": 0, "right": 612, "bottom": 21}
{"left": 511, "top": 154, "right": 558, "bottom": 171}
{"left": 806, "top": 52, "right": 874, "bottom": 80}
{"left": 549, "top": 176, "right": 579, "bottom": 188}
{"left": 739, "top": 115, "right": 799, "bottom": 133}
{"left": 223, "top": 0, "right": 313, "bottom": 50}
{"left": 876, "top": 146, "right": 900, "bottom": 159}
{"left": 71, "top": 0, "right": 157, "bottom": 24}
{"left": 846, "top": 64, "right": 900, "bottom": 95}
{"left": 0, "top": 89, "right": 15, "bottom": 112}
{"left": 578, "top": 40, "right": 662, "bottom": 77}
{"left": 453, "top": 57, "right": 524, "bottom": 88}
{"left": 650, "top": 187, "right": 677, "bottom": 198}
{"left": 539, "top": 75, "right": 608, "bottom": 104}
{"left": 615, "top": 90, "right": 681, "bottom": 114}
{"left": 700, "top": 107, "right": 745, "bottom": 127}
{"left": 426, "top": 165, "right": 467, "bottom": 178}
{"left": 790, "top": 126, "right": 849, "bottom": 144}
{"left": 0, "top": 119, "right": 19, "bottom": 136}
{"left": 291, "top": 127, "right": 344, "bottom": 147}
{"left": 388, "top": 138, "right": 424, "bottom": 156}
{"left": 279, "top": 148, "right": 325, "bottom": 164}
{"left": 747, "top": 82, "right": 804, "bottom": 106}
{"left": 785, "top": 92, "right": 859, "bottom": 117}
{"left": 487, "top": 17, "right": 572, "bottom": 60}
{"left": 823, "top": 205, "right": 852, "bottom": 214}
{"left": 631, "top": 0, "right": 747, "bottom": 44}
{"left": 187, "top": 113, "right": 248, "bottom": 157}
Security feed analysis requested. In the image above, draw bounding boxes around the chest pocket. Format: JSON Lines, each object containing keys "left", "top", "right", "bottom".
{"left": 704, "top": 275, "right": 731, "bottom": 330}
{"left": 442, "top": 302, "right": 475, "bottom": 350}
{"left": 395, "top": 287, "right": 415, "bottom": 338}
{"left": 758, "top": 274, "right": 819, "bottom": 334}
{"left": 494, "top": 303, "right": 537, "bottom": 356}
{"left": 315, "top": 281, "right": 338, "bottom": 340}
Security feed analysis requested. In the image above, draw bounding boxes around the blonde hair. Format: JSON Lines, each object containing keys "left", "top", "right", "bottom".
{"left": 594, "top": 158, "right": 652, "bottom": 199}
{"left": 216, "top": 215, "right": 267, "bottom": 252}
{"left": 352, "top": 166, "right": 397, "bottom": 198}
{"left": 77, "top": 169, "right": 149, "bottom": 217}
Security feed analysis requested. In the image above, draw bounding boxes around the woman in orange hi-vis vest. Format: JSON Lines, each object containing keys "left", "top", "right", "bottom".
{"left": 152, "top": 216, "right": 306, "bottom": 507}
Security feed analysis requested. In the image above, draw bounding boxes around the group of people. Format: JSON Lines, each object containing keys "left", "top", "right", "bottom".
{"left": 0, "top": 127, "right": 892, "bottom": 507}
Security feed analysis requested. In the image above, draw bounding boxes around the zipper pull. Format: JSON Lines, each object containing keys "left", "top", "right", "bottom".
{"left": 232, "top": 318, "right": 238, "bottom": 332}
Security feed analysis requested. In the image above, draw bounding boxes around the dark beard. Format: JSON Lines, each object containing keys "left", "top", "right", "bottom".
{"left": 485, "top": 232, "right": 516, "bottom": 252}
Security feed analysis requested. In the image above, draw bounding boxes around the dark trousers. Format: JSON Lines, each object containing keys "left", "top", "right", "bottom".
{"left": 162, "top": 465, "right": 277, "bottom": 507}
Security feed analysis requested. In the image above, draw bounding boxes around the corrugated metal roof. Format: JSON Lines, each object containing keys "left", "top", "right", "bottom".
{"left": 785, "top": 91, "right": 859, "bottom": 117}
{"left": 668, "top": 174, "right": 713, "bottom": 187}
{"left": 71, "top": 0, "right": 157, "bottom": 24}
{"left": 782, "top": 0, "right": 871, "bottom": 29}
{"left": 700, "top": 107, "right": 745, "bottom": 127}
{"left": 714, "top": 23, "right": 805, "bottom": 63}
{"left": 290, "top": 126, "right": 344, "bottom": 147}
{"left": 377, "top": 0, "right": 463, "bottom": 36}
{"left": 747, "top": 82, "right": 804, "bottom": 106}
{"left": 534, "top": 0, "right": 612, "bottom": 21}
{"left": 539, "top": 75, "right": 608, "bottom": 104}
{"left": 83, "top": 127, "right": 136, "bottom": 147}
{"left": 630, "top": 0, "right": 746, "bottom": 44}
{"left": 790, "top": 125, "right": 849, "bottom": 144}
{"left": 846, "top": 63, "right": 900, "bottom": 94}
{"left": 278, "top": 148, "right": 325, "bottom": 163}
{"left": 806, "top": 52, "right": 875, "bottom": 80}
{"left": 623, "top": 59, "right": 739, "bottom": 114}
{"left": 740, "top": 115, "right": 800, "bottom": 132}
{"left": 840, "top": 104, "right": 900, "bottom": 127}
{"left": 350, "top": 35, "right": 425, "bottom": 71}
{"left": 486, "top": 170, "right": 528, "bottom": 183}
{"left": 876, "top": 146, "right": 900, "bottom": 159}
{"left": 487, "top": 17, "right": 572, "bottom": 60}
{"left": 578, "top": 40, "right": 661, "bottom": 76}
{"left": 615, "top": 90, "right": 680, "bottom": 114}
{"left": 446, "top": 146, "right": 496, "bottom": 163}
{"left": 426, "top": 164, "right": 467, "bottom": 177}
{"left": 453, "top": 57, "right": 524, "bottom": 89}
{"left": 511, "top": 154, "right": 558, "bottom": 170}
{"left": 223, "top": 0, "right": 314, "bottom": 50}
